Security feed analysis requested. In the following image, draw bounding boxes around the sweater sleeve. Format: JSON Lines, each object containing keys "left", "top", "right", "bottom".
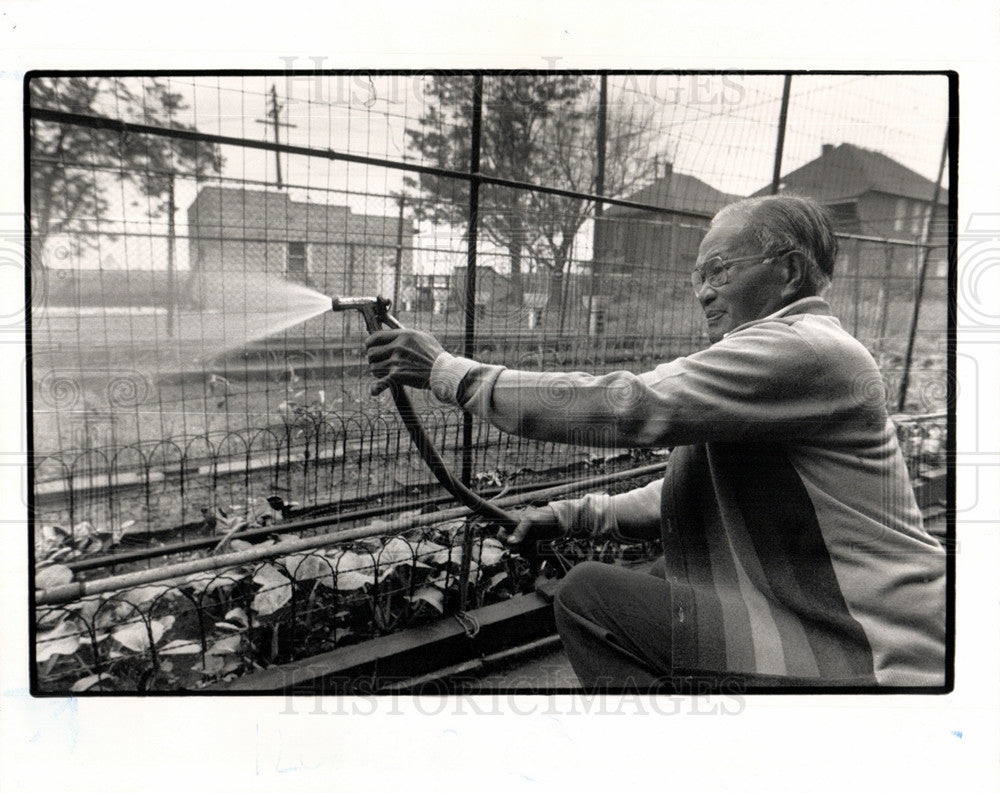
{"left": 430, "top": 321, "right": 859, "bottom": 448}
{"left": 542, "top": 477, "right": 664, "bottom": 543}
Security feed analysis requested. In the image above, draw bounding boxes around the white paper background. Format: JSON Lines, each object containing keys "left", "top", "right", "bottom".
{"left": 2, "top": 2, "right": 997, "bottom": 790}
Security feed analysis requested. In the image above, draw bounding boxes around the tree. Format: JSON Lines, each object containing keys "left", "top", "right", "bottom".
{"left": 29, "top": 76, "right": 223, "bottom": 260}
{"left": 404, "top": 75, "right": 668, "bottom": 313}
{"left": 523, "top": 85, "right": 668, "bottom": 313}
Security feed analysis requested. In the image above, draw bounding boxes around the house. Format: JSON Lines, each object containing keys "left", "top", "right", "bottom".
{"left": 758, "top": 143, "right": 948, "bottom": 239}
{"left": 592, "top": 162, "right": 739, "bottom": 280}
{"left": 185, "top": 186, "right": 413, "bottom": 311}
{"left": 757, "top": 143, "right": 949, "bottom": 278}
{"left": 448, "top": 266, "right": 519, "bottom": 311}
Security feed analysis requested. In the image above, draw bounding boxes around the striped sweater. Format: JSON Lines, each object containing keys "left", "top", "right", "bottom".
{"left": 429, "top": 297, "right": 945, "bottom": 686}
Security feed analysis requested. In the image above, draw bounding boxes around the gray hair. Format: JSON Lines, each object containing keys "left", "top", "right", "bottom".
{"left": 712, "top": 195, "right": 838, "bottom": 295}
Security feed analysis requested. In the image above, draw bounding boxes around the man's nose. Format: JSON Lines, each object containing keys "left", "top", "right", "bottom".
{"left": 695, "top": 280, "right": 717, "bottom": 306}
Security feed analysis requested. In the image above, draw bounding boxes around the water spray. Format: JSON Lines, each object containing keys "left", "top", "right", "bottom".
{"left": 330, "top": 294, "right": 518, "bottom": 531}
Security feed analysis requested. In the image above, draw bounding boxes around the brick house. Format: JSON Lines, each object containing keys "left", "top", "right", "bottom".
{"left": 592, "top": 162, "right": 738, "bottom": 281}
{"left": 760, "top": 143, "right": 948, "bottom": 238}
{"left": 757, "top": 143, "right": 949, "bottom": 278}
{"left": 756, "top": 143, "right": 950, "bottom": 346}
{"left": 185, "top": 187, "right": 413, "bottom": 311}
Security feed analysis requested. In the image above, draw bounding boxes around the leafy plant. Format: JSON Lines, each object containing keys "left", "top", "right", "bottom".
{"left": 34, "top": 505, "right": 655, "bottom": 693}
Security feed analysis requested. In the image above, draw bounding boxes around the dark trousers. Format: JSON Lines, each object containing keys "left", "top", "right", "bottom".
{"left": 553, "top": 560, "right": 877, "bottom": 690}
{"left": 553, "top": 559, "right": 677, "bottom": 689}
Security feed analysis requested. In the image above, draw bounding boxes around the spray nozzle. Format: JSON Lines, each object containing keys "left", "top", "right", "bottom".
{"left": 330, "top": 295, "right": 402, "bottom": 332}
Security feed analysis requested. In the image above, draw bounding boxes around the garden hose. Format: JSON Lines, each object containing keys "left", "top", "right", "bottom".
{"left": 332, "top": 295, "right": 519, "bottom": 532}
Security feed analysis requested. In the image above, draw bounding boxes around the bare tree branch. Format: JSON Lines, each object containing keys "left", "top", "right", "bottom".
{"left": 405, "top": 75, "right": 672, "bottom": 311}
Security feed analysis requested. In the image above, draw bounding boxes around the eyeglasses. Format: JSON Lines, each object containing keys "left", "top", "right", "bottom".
{"left": 690, "top": 251, "right": 793, "bottom": 291}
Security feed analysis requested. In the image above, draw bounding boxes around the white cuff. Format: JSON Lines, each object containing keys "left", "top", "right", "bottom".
{"left": 547, "top": 493, "right": 618, "bottom": 540}
{"left": 429, "top": 352, "right": 478, "bottom": 405}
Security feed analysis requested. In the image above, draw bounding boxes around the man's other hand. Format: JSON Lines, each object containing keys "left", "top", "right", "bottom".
{"left": 499, "top": 506, "right": 568, "bottom": 556}
{"left": 364, "top": 329, "right": 445, "bottom": 396}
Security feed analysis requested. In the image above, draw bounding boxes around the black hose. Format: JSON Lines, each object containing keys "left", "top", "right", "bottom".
{"left": 390, "top": 385, "right": 518, "bottom": 531}
{"left": 350, "top": 297, "right": 519, "bottom": 531}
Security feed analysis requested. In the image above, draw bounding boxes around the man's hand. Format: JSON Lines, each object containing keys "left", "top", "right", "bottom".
{"left": 364, "top": 329, "right": 445, "bottom": 396}
{"left": 498, "top": 506, "right": 568, "bottom": 558}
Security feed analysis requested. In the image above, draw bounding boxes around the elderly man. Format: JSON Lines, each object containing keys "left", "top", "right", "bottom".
{"left": 366, "top": 195, "right": 946, "bottom": 689}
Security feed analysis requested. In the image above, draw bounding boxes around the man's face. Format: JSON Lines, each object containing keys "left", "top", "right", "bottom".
{"left": 694, "top": 215, "right": 789, "bottom": 343}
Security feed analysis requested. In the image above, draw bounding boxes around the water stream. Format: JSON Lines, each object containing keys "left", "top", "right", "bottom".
{"left": 203, "top": 276, "right": 336, "bottom": 357}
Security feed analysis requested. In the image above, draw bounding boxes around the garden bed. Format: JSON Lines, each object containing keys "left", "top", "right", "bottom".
{"left": 33, "top": 467, "right": 665, "bottom": 693}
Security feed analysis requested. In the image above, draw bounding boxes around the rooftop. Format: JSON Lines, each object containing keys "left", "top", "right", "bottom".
{"left": 187, "top": 185, "right": 412, "bottom": 244}
{"left": 606, "top": 166, "right": 739, "bottom": 217}
{"left": 759, "top": 143, "right": 949, "bottom": 204}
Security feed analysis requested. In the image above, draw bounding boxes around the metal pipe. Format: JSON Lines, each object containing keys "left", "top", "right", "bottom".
{"left": 63, "top": 459, "right": 647, "bottom": 573}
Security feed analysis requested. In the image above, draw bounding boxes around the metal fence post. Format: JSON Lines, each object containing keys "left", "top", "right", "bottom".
{"left": 770, "top": 76, "right": 792, "bottom": 195}
{"left": 585, "top": 74, "right": 608, "bottom": 334}
{"left": 458, "top": 74, "right": 484, "bottom": 610}
{"left": 393, "top": 194, "right": 405, "bottom": 312}
{"left": 853, "top": 237, "right": 862, "bottom": 337}
{"left": 166, "top": 176, "right": 176, "bottom": 337}
{"left": 875, "top": 243, "right": 894, "bottom": 351}
{"left": 897, "top": 131, "right": 949, "bottom": 412}
{"left": 462, "top": 73, "right": 483, "bottom": 488}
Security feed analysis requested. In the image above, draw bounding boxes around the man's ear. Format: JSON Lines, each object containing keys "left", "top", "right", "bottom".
{"left": 781, "top": 252, "right": 807, "bottom": 298}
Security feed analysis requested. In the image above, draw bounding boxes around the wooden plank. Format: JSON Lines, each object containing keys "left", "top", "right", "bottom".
{"left": 213, "top": 590, "right": 557, "bottom": 693}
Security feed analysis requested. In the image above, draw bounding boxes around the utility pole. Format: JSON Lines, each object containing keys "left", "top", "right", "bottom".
{"left": 255, "top": 84, "right": 297, "bottom": 189}
{"left": 166, "top": 176, "right": 176, "bottom": 336}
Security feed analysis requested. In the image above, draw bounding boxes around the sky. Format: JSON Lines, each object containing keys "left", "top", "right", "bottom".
{"left": 172, "top": 73, "right": 948, "bottom": 198}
